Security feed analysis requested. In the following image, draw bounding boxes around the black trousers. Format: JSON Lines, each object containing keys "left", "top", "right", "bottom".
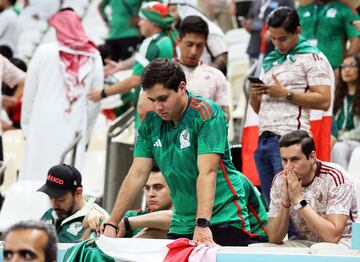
{"left": 167, "top": 223, "right": 249, "bottom": 246}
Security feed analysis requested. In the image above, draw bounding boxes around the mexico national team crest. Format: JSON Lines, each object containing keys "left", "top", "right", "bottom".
{"left": 180, "top": 129, "right": 191, "bottom": 149}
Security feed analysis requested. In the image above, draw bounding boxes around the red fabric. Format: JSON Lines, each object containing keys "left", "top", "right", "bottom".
{"left": 164, "top": 238, "right": 197, "bottom": 262}
{"left": 48, "top": 9, "right": 97, "bottom": 112}
{"left": 48, "top": 10, "right": 96, "bottom": 52}
{"left": 241, "top": 125, "right": 260, "bottom": 186}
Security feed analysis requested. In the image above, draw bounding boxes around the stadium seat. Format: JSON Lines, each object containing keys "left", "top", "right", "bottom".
{"left": 2, "top": 130, "right": 25, "bottom": 177}
{"left": 82, "top": 151, "right": 106, "bottom": 199}
{"left": 0, "top": 181, "right": 50, "bottom": 232}
{"left": 0, "top": 154, "right": 18, "bottom": 192}
{"left": 347, "top": 147, "right": 360, "bottom": 181}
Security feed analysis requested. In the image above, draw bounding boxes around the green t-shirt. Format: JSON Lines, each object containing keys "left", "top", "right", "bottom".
{"left": 99, "top": 0, "right": 143, "bottom": 39}
{"left": 298, "top": 1, "right": 360, "bottom": 68}
{"left": 124, "top": 209, "right": 150, "bottom": 237}
{"left": 240, "top": 175, "right": 268, "bottom": 241}
{"left": 134, "top": 92, "right": 250, "bottom": 235}
{"left": 41, "top": 200, "right": 108, "bottom": 243}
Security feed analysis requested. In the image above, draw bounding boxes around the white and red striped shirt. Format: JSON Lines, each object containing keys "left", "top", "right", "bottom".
{"left": 269, "top": 160, "right": 358, "bottom": 242}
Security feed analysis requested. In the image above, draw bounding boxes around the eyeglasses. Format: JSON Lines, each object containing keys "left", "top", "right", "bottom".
{"left": 340, "top": 63, "right": 358, "bottom": 69}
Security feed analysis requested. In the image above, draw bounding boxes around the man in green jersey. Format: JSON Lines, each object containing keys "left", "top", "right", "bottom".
{"left": 103, "top": 58, "right": 251, "bottom": 246}
{"left": 88, "top": 166, "right": 173, "bottom": 238}
{"left": 297, "top": 0, "right": 360, "bottom": 70}
{"left": 38, "top": 164, "right": 108, "bottom": 243}
{"left": 88, "top": 1, "right": 174, "bottom": 102}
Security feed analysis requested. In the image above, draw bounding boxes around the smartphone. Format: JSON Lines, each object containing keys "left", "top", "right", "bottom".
{"left": 248, "top": 76, "right": 265, "bottom": 84}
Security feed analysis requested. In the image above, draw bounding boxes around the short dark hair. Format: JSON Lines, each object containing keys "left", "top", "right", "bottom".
{"left": 267, "top": 6, "right": 300, "bottom": 34}
{"left": 179, "top": 15, "right": 209, "bottom": 39}
{"left": 5, "top": 220, "right": 58, "bottom": 262}
{"left": 279, "top": 130, "right": 315, "bottom": 159}
{"left": 0, "top": 45, "right": 13, "bottom": 60}
{"left": 141, "top": 58, "right": 186, "bottom": 91}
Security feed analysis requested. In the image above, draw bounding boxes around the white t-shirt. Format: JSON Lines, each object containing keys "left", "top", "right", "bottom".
{"left": 180, "top": 61, "right": 229, "bottom": 107}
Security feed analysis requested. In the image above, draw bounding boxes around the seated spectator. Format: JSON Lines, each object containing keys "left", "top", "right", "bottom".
{"left": 3, "top": 220, "right": 57, "bottom": 262}
{"left": 331, "top": 54, "right": 360, "bottom": 170}
{"left": 38, "top": 164, "right": 108, "bottom": 243}
{"left": 121, "top": 166, "right": 172, "bottom": 238}
{"left": 87, "top": 166, "right": 173, "bottom": 239}
{"left": 267, "top": 130, "right": 357, "bottom": 246}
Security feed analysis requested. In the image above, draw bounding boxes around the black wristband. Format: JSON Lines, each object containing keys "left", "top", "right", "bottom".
{"left": 103, "top": 222, "right": 119, "bottom": 234}
{"left": 100, "top": 88, "right": 108, "bottom": 99}
{"left": 123, "top": 216, "right": 132, "bottom": 232}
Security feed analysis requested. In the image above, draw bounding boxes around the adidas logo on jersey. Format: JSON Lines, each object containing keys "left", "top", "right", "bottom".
{"left": 153, "top": 139, "right": 162, "bottom": 147}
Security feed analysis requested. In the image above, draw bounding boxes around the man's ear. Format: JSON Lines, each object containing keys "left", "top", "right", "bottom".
{"left": 296, "top": 26, "right": 302, "bottom": 35}
{"left": 179, "top": 81, "right": 186, "bottom": 92}
{"left": 75, "top": 186, "right": 83, "bottom": 196}
{"left": 309, "top": 150, "right": 317, "bottom": 163}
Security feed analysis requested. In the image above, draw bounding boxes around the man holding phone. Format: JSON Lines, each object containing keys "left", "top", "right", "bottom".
{"left": 249, "top": 7, "right": 332, "bottom": 208}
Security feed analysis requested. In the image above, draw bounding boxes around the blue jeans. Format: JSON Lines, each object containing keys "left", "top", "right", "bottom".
{"left": 254, "top": 134, "right": 283, "bottom": 207}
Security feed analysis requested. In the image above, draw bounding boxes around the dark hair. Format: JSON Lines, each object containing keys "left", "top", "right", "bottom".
{"left": 179, "top": 15, "right": 209, "bottom": 39}
{"left": 0, "top": 45, "right": 13, "bottom": 60}
{"left": 334, "top": 54, "right": 360, "bottom": 117}
{"left": 279, "top": 130, "right": 315, "bottom": 159}
{"left": 141, "top": 58, "right": 186, "bottom": 91}
{"left": 9, "top": 0, "right": 17, "bottom": 6}
{"left": 10, "top": 58, "right": 27, "bottom": 72}
{"left": 267, "top": 6, "right": 299, "bottom": 34}
{"left": 5, "top": 220, "right": 58, "bottom": 262}
{"left": 152, "top": 164, "right": 160, "bottom": 173}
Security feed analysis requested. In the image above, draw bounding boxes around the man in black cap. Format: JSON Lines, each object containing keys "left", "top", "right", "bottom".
{"left": 38, "top": 164, "right": 108, "bottom": 243}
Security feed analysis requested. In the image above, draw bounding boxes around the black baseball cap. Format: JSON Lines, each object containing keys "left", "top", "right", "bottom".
{"left": 38, "top": 164, "right": 82, "bottom": 198}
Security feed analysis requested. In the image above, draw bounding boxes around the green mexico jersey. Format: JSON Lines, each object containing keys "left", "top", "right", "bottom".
{"left": 124, "top": 209, "right": 150, "bottom": 237}
{"left": 41, "top": 208, "right": 86, "bottom": 243}
{"left": 298, "top": 1, "right": 360, "bottom": 68}
{"left": 134, "top": 92, "right": 250, "bottom": 235}
{"left": 240, "top": 175, "right": 268, "bottom": 241}
{"left": 41, "top": 199, "right": 108, "bottom": 243}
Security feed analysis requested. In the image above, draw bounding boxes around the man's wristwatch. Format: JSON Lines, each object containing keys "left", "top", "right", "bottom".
{"left": 196, "top": 218, "right": 210, "bottom": 228}
{"left": 287, "top": 90, "right": 293, "bottom": 101}
{"left": 293, "top": 199, "right": 307, "bottom": 211}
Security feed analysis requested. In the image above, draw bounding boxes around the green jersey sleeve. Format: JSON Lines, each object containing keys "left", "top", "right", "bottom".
{"left": 343, "top": 8, "right": 360, "bottom": 39}
{"left": 132, "top": 43, "right": 160, "bottom": 76}
{"left": 134, "top": 118, "right": 153, "bottom": 158}
{"left": 197, "top": 113, "right": 228, "bottom": 155}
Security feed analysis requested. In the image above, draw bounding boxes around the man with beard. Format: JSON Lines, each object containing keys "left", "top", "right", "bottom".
{"left": 38, "top": 164, "right": 108, "bottom": 243}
